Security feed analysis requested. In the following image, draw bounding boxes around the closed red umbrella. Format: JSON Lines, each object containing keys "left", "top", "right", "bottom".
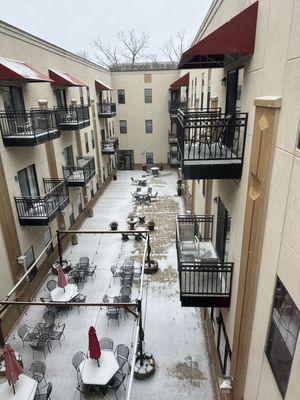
{"left": 88, "top": 326, "right": 101, "bottom": 366}
{"left": 57, "top": 266, "right": 67, "bottom": 290}
{"left": 3, "top": 344, "right": 23, "bottom": 394}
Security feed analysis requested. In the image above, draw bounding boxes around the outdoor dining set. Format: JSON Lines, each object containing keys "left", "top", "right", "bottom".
{"left": 73, "top": 329, "right": 130, "bottom": 399}
{"left": 131, "top": 186, "right": 158, "bottom": 205}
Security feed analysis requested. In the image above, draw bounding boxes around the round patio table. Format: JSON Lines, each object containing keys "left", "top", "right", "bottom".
{"left": 126, "top": 217, "right": 139, "bottom": 230}
{"left": 151, "top": 167, "right": 159, "bottom": 176}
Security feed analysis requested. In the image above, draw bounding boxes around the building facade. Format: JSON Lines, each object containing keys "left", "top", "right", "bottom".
{"left": 176, "top": 1, "right": 300, "bottom": 399}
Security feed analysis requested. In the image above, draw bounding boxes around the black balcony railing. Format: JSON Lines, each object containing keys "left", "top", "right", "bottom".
{"left": 0, "top": 109, "right": 60, "bottom": 146}
{"left": 55, "top": 105, "right": 90, "bottom": 130}
{"left": 177, "top": 109, "right": 248, "bottom": 179}
{"left": 98, "top": 102, "right": 116, "bottom": 118}
{"left": 169, "top": 100, "right": 188, "bottom": 115}
{"left": 168, "top": 130, "right": 178, "bottom": 144}
{"left": 63, "top": 157, "right": 95, "bottom": 186}
{"left": 102, "top": 137, "right": 119, "bottom": 155}
{"left": 15, "top": 179, "right": 68, "bottom": 226}
{"left": 176, "top": 214, "right": 233, "bottom": 307}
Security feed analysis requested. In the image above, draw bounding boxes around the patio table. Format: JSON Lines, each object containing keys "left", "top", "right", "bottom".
{"left": 0, "top": 374, "right": 37, "bottom": 400}
{"left": 126, "top": 217, "right": 139, "bottom": 230}
{"left": 50, "top": 284, "right": 78, "bottom": 302}
{"left": 79, "top": 350, "right": 119, "bottom": 386}
{"left": 151, "top": 167, "right": 159, "bottom": 176}
{"left": 138, "top": 177, "right": 147, "bottom": 186}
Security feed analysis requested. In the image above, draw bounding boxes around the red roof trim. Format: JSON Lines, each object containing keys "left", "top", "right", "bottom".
{"left": 49, "top": 69, "right": 86, "bottom": 87}
{"left": 179, "top": 1, "right": 259, "bottom": 68}
{"left": 95, "top": 80, "right": 112, "bottom": 91}
{"left": 0, "top": 57, "right": 52, "bottom": 83}
{"left": 170, "top": 73, "right": 190, "bottom": 90}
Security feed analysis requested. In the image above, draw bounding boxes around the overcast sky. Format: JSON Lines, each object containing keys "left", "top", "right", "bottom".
{"left": 1, "top": 0, "right": 212, "bottom": 62}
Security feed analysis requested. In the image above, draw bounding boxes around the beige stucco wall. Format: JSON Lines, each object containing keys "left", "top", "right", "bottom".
{"left": 189, "top": 0, "right": 300, "bottom": 398}
{"left": 112, "top": 69, "right": 180, "bottom": 165}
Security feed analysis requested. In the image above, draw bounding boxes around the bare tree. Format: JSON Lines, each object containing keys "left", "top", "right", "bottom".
{"left": 76, "top": 50, "right": 90, "bottom": 60}
{"left": 91, "top": 30, "right": 150, "bottom": 69}
{"left": 161, "top": 30, "right": 187, "bottom": 63}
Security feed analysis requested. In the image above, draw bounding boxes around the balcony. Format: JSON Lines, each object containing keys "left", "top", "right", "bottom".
{"left": 169, "top": 145, "right": 180, "bottom": 167}
{"left": 169, "top": 100, "right": 188, "bottom": 117}
{"left": 55, "top": 105, "right": 90, "bottom": 130}
{"left": 168, "top": 130, "right": 178, "bottom": 144}
{"left": 102, "top": 137, "right": 119, "bottom": 155}
{"left": 0, "top": 109, "right": 60, "bottom": 146}
{"left": 178, "top": 109, "right": 248, "bottom": 179}
{"left": 176, "top": 214, "right": 233, "bottom": 307}
{"left": 15, "top": 179, "right": 69, "bottom": 226}
{"left": 98, "top": 102, "right": 116, "bottom": 118}
{"left": 63, "top": 157, "right": 95, "bottom": 187}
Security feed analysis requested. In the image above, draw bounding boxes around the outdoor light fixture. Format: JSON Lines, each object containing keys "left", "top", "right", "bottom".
{"left": 221, "top": 77, "right": 227, "bottom": 86}
{"left": 213, "top": 196, "right": 218, "bottom": 204}
{"left": 218, "top": 376, "right": 233, "bottom": 394}
{"left": 17, "top": 255, "right": 26, "bottom": 265}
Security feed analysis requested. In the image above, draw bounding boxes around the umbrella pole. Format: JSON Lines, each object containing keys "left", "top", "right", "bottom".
{"left": 12, "top": 383, "right": 15, "bottom": 394}
{"left": 97, "top": 359, "right": 99, "bottom": 367}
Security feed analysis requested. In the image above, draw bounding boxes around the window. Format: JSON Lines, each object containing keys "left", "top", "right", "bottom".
{"left": 2, "top": 86, "right": 25, "bottom": 113}
{"left": 171, "top": 122, "right": 177, "bottom": 135}
{"left": 144, "top": 88, "right": 152, "bottom": 103}
{"left": 117, "top": 89, "right": 125, "bottom": 104}
{"left": 18, "top": 164, "right": 39, "bottom": 197}
{"left": 202, "top": 180, "right": 206, "bottom": 198}
{"left": 101, "top": 128, "right": 106, "bottom": 142}
{"left": 119, "top": 120, "right": 127, "bottom": 134}
{"left": 77, "top": 193, "right": 83, "bottom": 214}
{"left": 144, "top": 74, "right": 152, "bottom": 83}
{"left": 146, "top": 152, "right": 153, "bottom": 165}
{"left": 145, "top": 120, "right": 153, "bottom": 134}
{"left": 55, "top": 89, "right": 67, "bottom": 109}
{"left": 266, "top": 278, "right": 300, "bottom": 398}
{"left": 24, "top": 246, "right": 37, "bottom": 281}
{"left": 91, "top": 130, "right": 95, "bottom": 149}
{"left": 79, "top": 87, "right": 84, "bottom": 105}
{"left": 84, "top": 132, "right": 89, "bottom": 153}
{"left": 86, "top": 86, "right": 91, "bottom": 106}
{"left": 217, "top": 312, "right": 231, "bottom": 376}
{"left": 63, "top": 145, "right": 75, "bottom": 166}
{"left": 43, "top": 228, "right": 53, "bottom": 257}
{"left": 216, "top": 198, "right": 231, "bottom": 262}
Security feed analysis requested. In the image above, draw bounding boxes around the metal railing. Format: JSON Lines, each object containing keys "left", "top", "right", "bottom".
{"left": 63, "top": 157, "right": 95, "bottom": 185}
{"left": 102, "top": 136, "right": 119, "bottom": 153}
{"left": 168, "top": 100, "right": 188, "bottom": 113}
{"left": 168, "top": 130, "right": 178, "bottom": 143}
{"left": 97, "top": 102, "right": 116, "bottom": 116}
{"left": 177, "top": 111, "right": 248, "bottom": 162}
{"left": 179, "top": 261, "right": 233, "bottom": 297}
{"left": 15, "top": 178, "right": 69, "bottom": 221}
{"left": 0, "top": 109, "right": 58, "bottom": 138}
{"left": 55, "top": 105, "right": 90, "bottom": 126}
{"left": 176, "top": 214, "right": 213, "bottom": 242}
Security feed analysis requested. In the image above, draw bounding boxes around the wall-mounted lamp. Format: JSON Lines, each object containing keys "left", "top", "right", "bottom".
{"left": 213, "top": 196, "right": 218, "bottom": 204}
{"left": 221, "top": 77, "right": 227, "bottom": 86}
{"left": 218, "top": 376, "right": 233, "bottom": 394}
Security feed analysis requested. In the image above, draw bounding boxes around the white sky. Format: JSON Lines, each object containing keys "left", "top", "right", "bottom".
{"left": 0, "top": 0, "right": 212, "bottom": 61}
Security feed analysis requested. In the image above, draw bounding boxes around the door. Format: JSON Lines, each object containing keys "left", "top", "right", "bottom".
{"left": 18, "top": 164, "right": 39, "bottom": 197}
{"left": 64, "top": 145, "right": 75, "bottom": 166}
{"left": 55, "top": 89, "right": 67, "bottom": 109}
{"left": 225, "top": 69, "right": 238, "bottom": 115}
{"left": 215, "top": 198, "right": 230, "bottom": 262}
{"left": 117, "top": 150, "right": 134, "bottom": 170}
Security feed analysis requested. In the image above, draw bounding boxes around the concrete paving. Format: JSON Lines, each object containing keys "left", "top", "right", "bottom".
{"left": 6, "top": 169, "right": 217, "bottom": 400}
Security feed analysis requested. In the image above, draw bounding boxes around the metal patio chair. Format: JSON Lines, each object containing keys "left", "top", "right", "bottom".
{"left": 50, "top": 324, "right": 65, "bottom": 347}
{"left": 17, "top": 324, "right": 38, "bottom": 348}
{"left": 46, "top": 280, "right": 57, "bottom": 292}
{"left": 119, "top": 286, "right": 131, "bottom": 302}
{"left": 30, "top": 337, "right": 51, "bottom": 359}
{"left": 72, "top": 293, "right": 87, "bottom": 314}
{"left": 111, "top": 265, "right": 122, "bottom": 278}
{"left": 34, "top": 382, "right": 52, "bottom": 400}
{"left": 104, "top": 371, "right": 126, "bottom": 399}
{"left": 72, "top": 351, "right": 86, "bottom": 372}
{"left": 30, "top": 360, "right": 48, "bottom": 386}
{"left": 100, "top": 337, "right": 114, "bottom": 351}
{"left": 114, "top": 344, "right": 130, "bottom": 371}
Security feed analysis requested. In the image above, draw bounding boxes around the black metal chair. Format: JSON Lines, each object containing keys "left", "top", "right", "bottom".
{"left": 114, "top": 344, "right": 130, "bottom": 371}
{"left": 30, "top": 360, "right": 48, "bottom": 386}
{"left": 50, "top": 324, "right": 65, "bottom": 347}
{"left": 79, "top": 256, "right": 89, "bottom": 268}
{"left": 72, "top": 351, "right": 86, "bottom": 371}
{"left": 34, "top": 382, "right": 52, "bottom": 400}
{"left": 104, "top": 371, "right": 126, "bottom": 399}
{"left": 100, "top": 337, "right": 114, "bottom": 351}
{"left": 72, "top": 293, "right": 87, "bottom": 314}
{"left": 46, "top": 280, "right": 57, "bottom": 292}
{"left": 106, "top": 305, "right": 120, "bottom": 326}
{"left": 119, "top": 286, "right": 131, "bottom": 302}
{"left": 111, "top": 266, "right": 122, "bottom": 278}
{"left": 30, "top": 337, "right": 51, "bottom": 359}
{"left": 17, "top": 324, "right": 38, "bottom": 348}
{"left": 86, "top": 264, "right": 97, "bottom": 281}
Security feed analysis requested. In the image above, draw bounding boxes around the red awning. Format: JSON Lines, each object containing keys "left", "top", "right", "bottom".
{"left": 170, "top": 73, "right": 189, "bottom": 90}
{"left": 49, "top": 69, "right": 86, "bottom": 87}
{"left": 179, "top": 1, "right": 259, "bottom": 69}
{"left": 95, "top": 80, "right": 112, "bottom": 91}
{"left": 0, "top": 57, "right": 52, "bottom": 83}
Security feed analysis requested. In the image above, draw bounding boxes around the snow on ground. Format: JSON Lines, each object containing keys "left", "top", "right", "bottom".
{"left": 5, "top": 169, "right": 217, "bottom": 400}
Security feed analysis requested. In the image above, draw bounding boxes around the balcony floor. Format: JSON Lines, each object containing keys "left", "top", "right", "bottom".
{"left": 7, "top": 170, "right": 217, "bottom": 400}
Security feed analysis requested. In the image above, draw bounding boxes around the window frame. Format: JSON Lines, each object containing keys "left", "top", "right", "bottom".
{"left": 145, "top": 119, "right": 153, "bottom": 134}
{"left": 84, "top": 132, "right": 89, "bottom": 153}
{"left": 24, "top": 246, "right": 37, "bottom": 281}
{"left": 144, "top": 88, "right": 152, "bottom": 103}
{"left": 119, "top": 120, "right": 127, "bottom": 134}
{"left": 117, "top": 89, "right": 125, "bottom": 104}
